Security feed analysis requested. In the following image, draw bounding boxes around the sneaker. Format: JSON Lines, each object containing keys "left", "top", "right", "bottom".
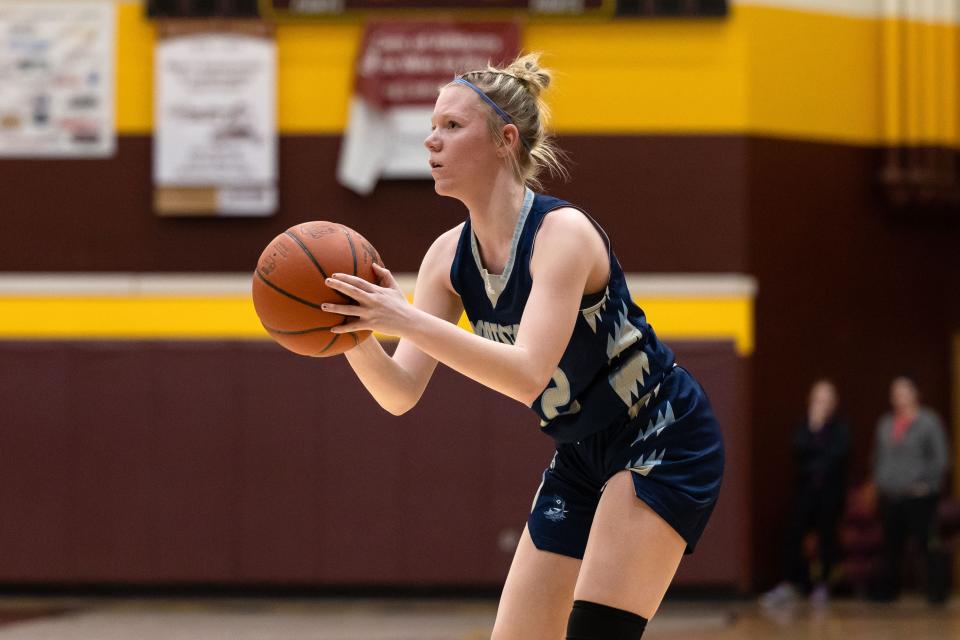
{"left": 759, "top": 582, "right": 799, "bottom": 608}
{"left": 809, "top": 583, "right": 829, "bottom": 608}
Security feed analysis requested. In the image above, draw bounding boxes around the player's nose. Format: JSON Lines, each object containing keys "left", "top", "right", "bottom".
{"left": 424, "top": 130, "right": 440, "bottom": 151}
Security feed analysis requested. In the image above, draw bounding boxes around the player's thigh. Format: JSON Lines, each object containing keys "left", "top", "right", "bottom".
{"left": 573, "top": 470, "right": 686, "bottom": 620}
{"left": 492, "top": 525, "right": 582, "bottom": 640}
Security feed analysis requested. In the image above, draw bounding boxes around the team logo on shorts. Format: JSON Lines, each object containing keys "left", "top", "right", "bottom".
{"left": 543, "top": 496, "right": 569, "bottom": 522}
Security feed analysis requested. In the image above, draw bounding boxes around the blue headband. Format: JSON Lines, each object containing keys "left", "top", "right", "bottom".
{"left": 453, "top": 77, "right": 531, "bottom": 151}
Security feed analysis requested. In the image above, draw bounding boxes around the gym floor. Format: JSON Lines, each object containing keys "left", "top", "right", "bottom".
{"left": 0, "top": 595, "right": 955, "bottom": 639}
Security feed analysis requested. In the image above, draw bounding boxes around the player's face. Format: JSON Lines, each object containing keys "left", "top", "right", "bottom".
{"left": 424, "top": 86, "right": 501, "bottom": 197}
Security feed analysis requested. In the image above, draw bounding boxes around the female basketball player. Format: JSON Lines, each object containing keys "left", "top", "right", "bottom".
{"left": 321, "top": 53, "right": 724, "bottom": 640}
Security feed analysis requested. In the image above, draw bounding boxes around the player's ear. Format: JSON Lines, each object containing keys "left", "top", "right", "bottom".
{"left": 498, "top": 124, "right": 520, "bottom": 157}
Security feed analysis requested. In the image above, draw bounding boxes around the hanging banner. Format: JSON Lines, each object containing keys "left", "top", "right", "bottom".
{"left": 337, "top": 21, "right": 520, "bottom": 195}
{"left": 153, "top": 21, "right": 277, "bottom": 216}
{"left": 0, "top": 1, "right": 115, "bottom": 157}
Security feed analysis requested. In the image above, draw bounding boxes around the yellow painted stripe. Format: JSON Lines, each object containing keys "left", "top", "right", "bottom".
{"left": 905, "top": 17, "right": 921, "bottom": 145}
{"left": 744, "top": 6, "right": 882, "bottom": 145}
{"left": 0, "top": 295, "right": 753, "bottom": 355}
{"left": 0, "top": 297, "right": 260, "bottom": 339}
{"left": 114, "top": 2, "right": 960, "bottom": 146}
{"left": 876, "top": 15, "right": 960, "bottom": 147}
{"left": 524, "top": 19, "right": 748, "bottom": 134}
{"left": 946, "top": 18, "right": 959, "bottom": 144}
{"left": 880, "top": 16, "right": 901, "bottom": 144}
{"left": 634, "top": 297, "right": 753, "bottom": 356}
{"left": 276, "top": 22, "right": 364, "bottom": 134}
{"left": 117, "top": 2, "right": 748, "bottom": 134}
{"left": 116, "top": 2, "right": 155, "bottom": 135}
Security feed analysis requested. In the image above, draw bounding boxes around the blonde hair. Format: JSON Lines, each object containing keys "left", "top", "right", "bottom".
{"left": 450, "top": 52, "right": 568, "bottom": 190}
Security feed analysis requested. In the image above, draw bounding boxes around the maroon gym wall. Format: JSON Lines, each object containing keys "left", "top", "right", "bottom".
{"left": 0, "top": 340, "right": 747, "bottom": 588}
{"left": 0, "top": 135, "right": 747, "bottom": 273}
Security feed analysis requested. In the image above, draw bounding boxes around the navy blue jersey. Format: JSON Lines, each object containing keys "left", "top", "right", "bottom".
{"left": 450, "top": 190, "right": 676, "bottom": 444}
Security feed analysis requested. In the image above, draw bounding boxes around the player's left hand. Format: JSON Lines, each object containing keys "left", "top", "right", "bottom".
{"left": 323, "top": 263, "right": 412, "bottom": 337}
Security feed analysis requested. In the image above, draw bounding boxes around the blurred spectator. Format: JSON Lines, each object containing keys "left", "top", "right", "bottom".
{"left": 760, "top": 379, "right": 851, "bottom": 609}
{"left": 871, "top": 376, "right": 950, "bottom": 603}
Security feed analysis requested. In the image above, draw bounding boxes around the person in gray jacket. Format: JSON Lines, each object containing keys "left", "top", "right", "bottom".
{"left": 872, "top": 376, "right": 950, "bottom": 602}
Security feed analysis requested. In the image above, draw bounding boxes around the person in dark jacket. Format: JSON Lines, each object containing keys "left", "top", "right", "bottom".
{"left": 760, "top": 379, "right": 851, "bottom": 608}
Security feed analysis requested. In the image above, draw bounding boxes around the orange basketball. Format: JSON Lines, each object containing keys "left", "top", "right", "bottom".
{"left": 252, "top": 221, "right": 383, "bottom": 357}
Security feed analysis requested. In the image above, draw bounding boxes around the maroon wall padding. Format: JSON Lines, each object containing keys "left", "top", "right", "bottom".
{"left": 0, "top": 135, "right": 747, "bottom": 273}
{"left": 747, "top": 138, "right": 960, "bottom": 589}
{"left": 0, "top": 340, "right": 747, "bottom": 589}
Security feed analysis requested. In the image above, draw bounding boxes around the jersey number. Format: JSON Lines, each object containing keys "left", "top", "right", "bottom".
{"left": 540, "top": 367, "right": 582, "bottom": 424}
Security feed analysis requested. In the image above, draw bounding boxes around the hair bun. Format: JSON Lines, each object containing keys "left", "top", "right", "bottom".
{"left": 504, "top": 52, "right": 551, "bottom": 98}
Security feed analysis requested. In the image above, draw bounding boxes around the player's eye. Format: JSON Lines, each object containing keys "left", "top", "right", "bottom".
{"left": 447, "top": 121, "right": 459, "bottom": 129}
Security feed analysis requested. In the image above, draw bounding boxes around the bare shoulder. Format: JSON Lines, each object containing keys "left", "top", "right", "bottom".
{"left": 422, "top": 223, "right": 464, "bottom": 271}
{"left": 418, "top": 222, "right": 465, "bottom": 295}
{"left": 537, "top": 206, "right": 598, "bottom": 238}
{"left": 428, "top": 223, "right": 465, "bottom": 259}
{"left": 531, "top": 207, "right": 609, "bottom": 290}
{"left": 533, "top": 207, "right": 607, "bottom": 265}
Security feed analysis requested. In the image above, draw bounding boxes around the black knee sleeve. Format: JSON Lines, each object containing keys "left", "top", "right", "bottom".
{"left": 566, "top": 599, "right": 648, "bottom": 639}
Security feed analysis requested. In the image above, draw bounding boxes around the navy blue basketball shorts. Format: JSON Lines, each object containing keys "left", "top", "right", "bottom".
{"left": 527, "top": 365, "right": 724, "bottom": 558}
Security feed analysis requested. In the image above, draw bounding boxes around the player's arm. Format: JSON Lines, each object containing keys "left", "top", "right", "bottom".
{"left": 328, "top": 208, "right": 605, "bottom": 406}
{"left": 341, "top": 227, "right": 463, "bottom": 415}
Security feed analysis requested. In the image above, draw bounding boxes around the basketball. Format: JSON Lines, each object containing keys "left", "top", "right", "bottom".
{"left": 252, "top": 221, "right": 383, "bottom": 357}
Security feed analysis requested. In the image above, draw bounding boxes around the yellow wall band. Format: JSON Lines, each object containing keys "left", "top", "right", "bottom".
{"left": 744, "top": 6, "right": 880, "bottom": 145}
{"left": 116, "top": 2, "right": 155, "bottom": 135}
{"left": 0, "top": 298, "right": 258, "bottom": 340}
{"left": 522, "top": 19, "right": 748, "bottom": 134}
{"left": 0, "top": 295, "right": 753, "bottom": 355}
{"left": 634, "top": 297, "right": 753, "bottom": 356}
{"left": 116, "top": 2, "right": 960, "bottom": 147}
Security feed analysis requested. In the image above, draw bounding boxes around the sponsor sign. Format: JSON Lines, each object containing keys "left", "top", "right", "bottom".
{"left": 337, "top": 20, "right": 520, "bottom": 194}
{"left": 0, "top": 1, "right": 114, "bottom": 157}
{"left": 153, "top": 22, "right": 277, "bottom": 216}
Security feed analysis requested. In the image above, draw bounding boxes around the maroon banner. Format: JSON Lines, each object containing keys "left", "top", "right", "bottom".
{"left": 354, "top": 21, "right": 522, "bottom": 108}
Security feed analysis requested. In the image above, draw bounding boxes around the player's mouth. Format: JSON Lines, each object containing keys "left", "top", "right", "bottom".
{"left": 429, "top": 160, "right": 443, "bottom": 169}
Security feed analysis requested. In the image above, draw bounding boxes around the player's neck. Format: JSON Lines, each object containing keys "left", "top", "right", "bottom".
{"left": 465, "top": 176, "right": 527, "bottom": 261}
